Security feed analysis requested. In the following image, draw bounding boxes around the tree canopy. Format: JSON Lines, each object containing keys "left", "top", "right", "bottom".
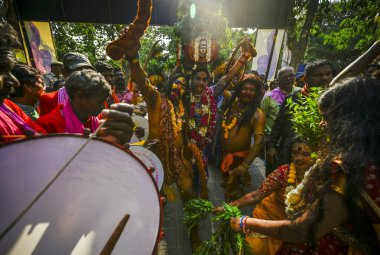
{"left": 287, "top": 0, "right": 380, "bottom": 71}
{"left": 49, "top": 0, "right": 379, "bottom": 76}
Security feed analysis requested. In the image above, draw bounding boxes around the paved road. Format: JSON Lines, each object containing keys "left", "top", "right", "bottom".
{"left": 158, "top": 158, "right": 266, "bottom": 254}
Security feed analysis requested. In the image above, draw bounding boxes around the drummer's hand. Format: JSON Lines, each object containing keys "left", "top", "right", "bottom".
{"left": 230, "top": 217, "right": 243, "bottom": 232}
{"left": 134, "top": 126, "right": 145, "bottom": 139}
{"left": 99, "top": 103, "right": 135, "bottom": 145}
{"left": 133, "top": 107, "right": 146, "bottom": 116}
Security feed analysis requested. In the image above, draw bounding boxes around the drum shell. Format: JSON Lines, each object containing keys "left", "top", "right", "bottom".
{"left": 0, "top": 134, "right": 162, "bottom": 255}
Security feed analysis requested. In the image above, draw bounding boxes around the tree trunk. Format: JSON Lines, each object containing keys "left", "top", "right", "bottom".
{"left": 288, "top": 0, "right": 319, "bottom": 70}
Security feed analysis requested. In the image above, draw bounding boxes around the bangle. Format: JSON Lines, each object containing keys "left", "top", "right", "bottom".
{"left": 242, "top": 216, "right": 249, "bottom": 234}
{"left": 239, "top": 215, "right": 247, "bottom": 230}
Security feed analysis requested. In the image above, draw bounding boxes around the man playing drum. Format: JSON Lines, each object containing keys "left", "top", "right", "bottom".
{"left": 0, "top": 21, "right": 135, "bottom": 146}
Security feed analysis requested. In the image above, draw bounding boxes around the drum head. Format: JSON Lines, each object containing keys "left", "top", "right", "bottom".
{"left": 0, "top": 135, "right": 162, "bottom": 255}
{"left": 129, "top": 145, "right": 164, "bottom": 190}
{"left": 130, "top": 116, "right": 149, "bottom": 143}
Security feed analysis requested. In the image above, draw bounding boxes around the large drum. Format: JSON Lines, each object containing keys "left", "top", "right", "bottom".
{"left": 0, "top": 135, "right": 162, "bottom": 255}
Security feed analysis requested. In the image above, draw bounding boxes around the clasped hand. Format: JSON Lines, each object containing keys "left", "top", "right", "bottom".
{"left": 98, "top": 103, "right": 135, "bottom": 146}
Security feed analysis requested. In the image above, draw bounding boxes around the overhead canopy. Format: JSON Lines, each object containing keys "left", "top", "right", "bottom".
{"left": 14, "top": 0, "right": 290, "bottom": 28}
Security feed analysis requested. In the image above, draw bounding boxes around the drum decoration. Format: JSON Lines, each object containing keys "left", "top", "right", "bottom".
{"left": 129, "top": 145, "right": 164, "bottom": 190}
{"left": 174, "top": 2, "right": 228, "bottom": 69}
{"left": 185, "top": 32, "right": 218, "bottom": 64}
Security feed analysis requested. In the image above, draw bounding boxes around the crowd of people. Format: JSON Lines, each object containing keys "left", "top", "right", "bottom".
{"left": 1, "top": 16, "right": 380, "bottom": 255}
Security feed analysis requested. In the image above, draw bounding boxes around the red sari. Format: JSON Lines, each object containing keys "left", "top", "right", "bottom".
{"left": 1, "top": 99, "right": 46, "bottom": 142}
{"left": 276, "top": 164, "right": 380, "bottom": 254}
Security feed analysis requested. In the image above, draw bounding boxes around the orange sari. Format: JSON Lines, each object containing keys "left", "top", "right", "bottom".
{"left": 245, "top": 165, "right": 289, "bottom": 255}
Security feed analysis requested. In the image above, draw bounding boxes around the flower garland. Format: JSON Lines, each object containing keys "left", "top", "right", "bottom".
{"left": 221, "top": 116, "right": 237, "bottom": 139}
{"left": 189, "top": 143, "right": 208, "bottom": 199}
{"left": 167, "top": 99, "right": 185, "bottom": 139}
{"left": 287, "top": 163, "right": 297, "bottom": 184}
{"left": 189, "top": 87, "right": 216, "bottom": 150}
{"left": 221, "top": 102, "right": 248, "bottom": 139}
{"left": 285, "top": 167, "right": 312, "bottom": 217}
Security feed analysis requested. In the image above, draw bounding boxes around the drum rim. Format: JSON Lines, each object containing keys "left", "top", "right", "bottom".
{"left": 0, "top": 133, "right": 164, "bottom": 252}
{"left": 129, "top": 144, "right": 164, "bottom": 190}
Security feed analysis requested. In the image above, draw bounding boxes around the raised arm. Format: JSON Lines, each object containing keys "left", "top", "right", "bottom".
{"left": 330, "top": 40, "right": 380, "bottom": 85}
{"left": 213, "top": 39, "right": 257, "bottom": 97}
{"left": 127, "top": 49, "right": 159, "bottom": 106}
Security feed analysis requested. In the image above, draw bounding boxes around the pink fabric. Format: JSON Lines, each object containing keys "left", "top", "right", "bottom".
{"left": 0, "top": 106, "right": 24, "bottom": 142}
{"left": 57, "top": 86, "right": 69, "bottom": 105}
{"left": 61, "top": 102, "right": 99, "bottom": 134}
{"left": 124, "top": 91, "right": 135, "bottom": 104}
{"left": 0, "top": 103, "right": 35, "bottom": 134}
{"left": 264, "top": 87, "right": 287, "bottom": 105}
{"left": 115, "top": 91, "right": 128, "bottom": 103}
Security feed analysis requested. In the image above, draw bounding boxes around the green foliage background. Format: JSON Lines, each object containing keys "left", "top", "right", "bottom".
{"left": 288, "top": 0, "right": 380, "bottom": 71}
{"left": 287, "top": 88, "right": 324, "bottom": 150}
{"left": 49, "top": 0, "right": 380, "bottom": 76}
{"left": 51, "top": 21, "right": 254, "bottom": 75}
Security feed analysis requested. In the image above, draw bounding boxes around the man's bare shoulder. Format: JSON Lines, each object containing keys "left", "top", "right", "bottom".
{"left": 252, "top": 108, "right": 266, "bottom": 124}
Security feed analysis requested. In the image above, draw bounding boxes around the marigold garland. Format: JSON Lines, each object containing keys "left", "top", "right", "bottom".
{"left": 189, "top": 142, "right": 208, "bottom": 199}
{"left": 221, "top": 102, "right": 247, "bottom": 139}
{"left": 158, "top": 98, "right": 187, "bottom": 201}
{"left": 285, "top": 167, "right": 312, "bottom": 217}
{"left": 167, "top": 99, "right": 185, "bottom": 138}
{"left": 287, "top": 162, "right": 297, "bottom": 184}
{"left": 221, "top": 117, "right": 237, "bottom": 139}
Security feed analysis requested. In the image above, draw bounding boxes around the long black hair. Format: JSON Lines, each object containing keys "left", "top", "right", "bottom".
{"left": 318, "top": 77, "right": 380, "bottom": 167}
{"left": 223, "top": 73, "right": 263, "bottom": 130}
{"left": 303, "top": 77, "right": 380, "bottom": 253}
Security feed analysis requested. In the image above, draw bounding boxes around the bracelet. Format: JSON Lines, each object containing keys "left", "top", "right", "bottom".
{"left": 240, "top": 216, "right": 249, "bottom": 232}
{"left": 239, "top": 215, "right": 247, "bottom": 230}
{"left": 242, "top": 216, "right": 249, "bottom": 234}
